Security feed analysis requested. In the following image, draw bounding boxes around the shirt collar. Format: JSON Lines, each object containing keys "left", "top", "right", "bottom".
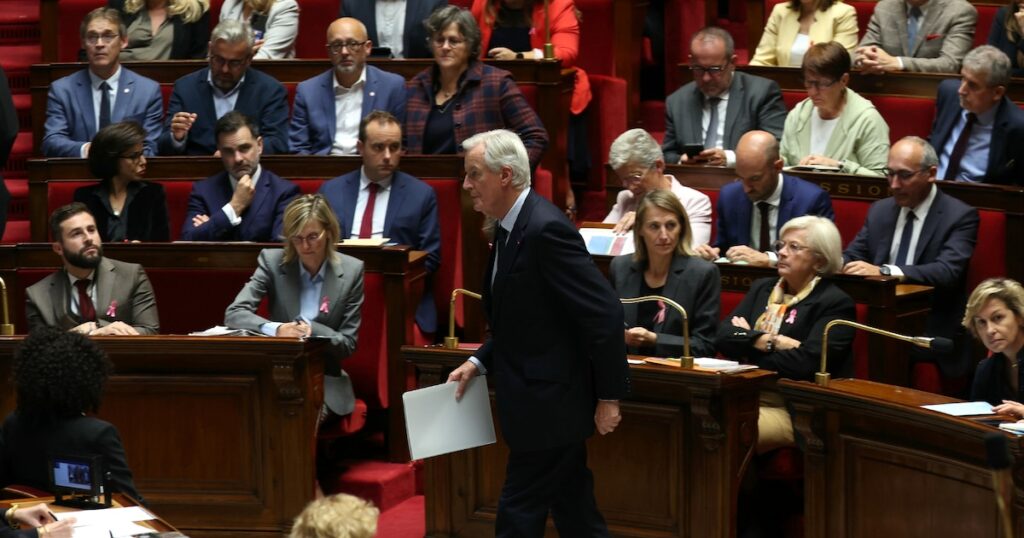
{"left": 359, "top": 167, "right": 393, "bottom": 190}
{"left": 764, "top": 173, "right": 785, "bottom": 206}
{"left": 89, "top": 65, "right": 121, "bottom": 88}
{"left": 67, "top": 269, "right": 97, "bottom": 286}
{"left": 906, "top": 1, "right": 929, "bottom": 16}
{"left": 300, "top": 259, "right": 327, "bottom": 283}
{"left": 229, "top": 164, "right": 262, "bottom": 189}
{"left": 334, "top": 66, "right": 367, "bottom": 94}
{"left": 207, "top": 70, "right": 246, "bottom": 98}
{"left": 970, "top": 102, "right": 1000, "bottom": 126}
{"left": 498, "top": 187, "right": 531, "bottom": 236}
{"left": 701, "top": 89, "right": 730, "bottom": 104}
{"left": 907, "top": 182, "right": 938, "bottom": 217}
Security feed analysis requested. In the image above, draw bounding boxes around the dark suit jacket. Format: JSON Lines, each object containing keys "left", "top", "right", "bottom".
{"left": 714, "top": 173, "right": 834, "bottom": 251}
{"left": 179, "top": 169, "right": 299, "bottom": 242}
{"left": 843, "top": 188, "right": 979, "bottom": 375}
{"left": 318, "top": 169, "right": 441, "bottom": 331}
{"left": 74, "top": 180, "right": 170, "bottom": 242}
{"left": 609, "top": 254, "right": 720, "bottom": 358}
{"left": 715, "top": 277, "right": 856, "bottom": 380}
{"left": 158, "top": 67, "right": 289, "bottom": 155}
{"left": 109, "top": 0, "right": 210, "bottom": 59}
{"left": 41, "top": 68, "right": 163, "bottom": 158}
{"left": 988, "top": 6, "right": 1024, "bottom": 77}
{"left": 971, "top": 350, "right": 1024, "bottom": 406}
{"left": 477, "top": 190, "right": 629, "bottom": 452}
{"left": 288, "top": 67, "right": 407, "bottom": 155}
{"left": 662, "top": 71, "right": 787, "bottom": 163}
{"left": 339, "top": 0, "right": 446, "bottom": 59}
{"left": 929, "top": 78, "right": 1024, "bottom": 185}
{"left": 405, "top": 61, "right": 549, "bottom": 170}
{"left": 0, "top": 413, "right": 142, "bottom": 503}
{"left": 25, "top": 258, "right": 160, "bottom": 335}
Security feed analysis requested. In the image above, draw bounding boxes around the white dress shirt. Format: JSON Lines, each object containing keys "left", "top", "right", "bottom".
{"left": 701, "top": 90, "right": 737, "bottom": 166}
{"left": 331, "top": 67, "right": 366, "bottom": 155}
{"left": 885, "top": 183, "right": 938, "bottom": 276}
{"left": 375, "top": 0, "right": 407, "bottom": 58}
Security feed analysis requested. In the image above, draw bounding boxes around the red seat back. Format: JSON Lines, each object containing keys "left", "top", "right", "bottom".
{"left": 974, "top": 5, "right": 999, "bottom": 47}
{"left": 344, "top": 272, "right": 389, "bottom": 409}
{"left": 831, "top": 198, "right": 870, "bottom": 248}
{"left": 58, "top": 0, "right": 104, "bottom": 62}
{"left": 48, "top": 180, "right": 192, "bottom": 241}
{"left": 967, "top": 209, "right": 1006, "bottom": 293}
{"left": 424, "top": 179, "right": 464, "bottom": 329}
{"left": 782, "top": 90, "right": 805, "bottom": 110}
{"left": 575, "top": 0, "right": 616, "bottom": 77}
{"left": 866, "top": 95, "right": 935, "bottom": 143}
{"left": 293, "top": 0, "right": 337, "bottom": 59}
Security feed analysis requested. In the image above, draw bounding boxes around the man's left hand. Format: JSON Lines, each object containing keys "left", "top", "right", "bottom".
{"left": 595, "top": 400, "right": 621, "bottom": 435}
{"left": 856, "top": 45, "right": 900, "bottom": 74}
{"left": 694, "top": 148, "right": 727, "bottom": 166}
{"left": 90, "top": 321, "right": 140, "bottom": 336}
{"left": 725, "top": 245, "right": 771, "bottom": 266}
{"left": 192, "top": 214, "right": 210, "bottom": 228}
{"left": 842, "top": 260, "right": 882, "bottom": 276}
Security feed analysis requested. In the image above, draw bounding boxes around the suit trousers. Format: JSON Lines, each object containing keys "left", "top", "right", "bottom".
{"left": 496, "top": 441, "right": 609, "bottom": 537}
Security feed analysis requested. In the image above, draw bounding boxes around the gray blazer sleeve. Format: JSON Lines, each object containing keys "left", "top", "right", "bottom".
{"left": 224, "top": 249, "right": 276, "bottom": 332}
{"left": 120, "top": 265, "right": 159, "bottom": 335}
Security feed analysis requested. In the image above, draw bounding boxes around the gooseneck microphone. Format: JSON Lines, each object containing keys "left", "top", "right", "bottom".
{"left": 984, "top": 432, "right": 1014, "bottom": 538}
{"left": 815, "top": 319, "right": 954, "bottom": 386}
{"left": 620, "top": 295, "right": 691, "bottom": 367}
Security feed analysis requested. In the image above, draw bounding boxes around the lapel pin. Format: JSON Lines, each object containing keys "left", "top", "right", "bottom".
{"left": 123, "top": 88, "right": 130, "bottom": 93}
{"left": 369, "top": 91, "right": 376, "bottom": 97}
{"left": 106, "top": 300, "right": 118, "bottom": 318}
{"left": 320, "top": 295, "right": 330, "bottom": 314}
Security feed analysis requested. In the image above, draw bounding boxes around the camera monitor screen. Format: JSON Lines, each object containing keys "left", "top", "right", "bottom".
{"left": 50, "top": 456, "right": 97, "bottom": 492}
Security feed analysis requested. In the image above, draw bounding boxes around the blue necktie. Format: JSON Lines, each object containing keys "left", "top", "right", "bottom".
{"left": 895, "top": 211, "right": 916, "bottom": 266}
{"left": 907, "top": 7, "right": 922, "bottom": 53}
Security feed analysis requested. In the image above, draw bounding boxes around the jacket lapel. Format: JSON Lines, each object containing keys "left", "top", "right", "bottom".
{"left": 685, "top": 86, "right": 704, "bottom": 144}
{"left": 112, "top": 70, "right": 134, "bottom": 122}
{"left": 340, "top": 174, "right": 360, "bottom": 238}
{"left": 657, "top": 257, "right": 690, "bottom": 332}
{"left": 914, "top": 190, "right": 943, "bottom": 262}
{"left": 877, "top": 203, "right": 900, "bottom": 265}
{"left": 361, "top": 67, "right": 377, "bottom": 117}
{"left": 74, "top": 71, "right": 97, "bottom": 136}
{"left": 988, "top": 99, "right": 1011, "bottom": 177}
{"left": 492, "top": 192, "right": 534, "bottom": 319}
{"left": 621, "top": 261, "right": 643, "bottom": 326}
{"left": 242, "top": 172, "right": 273, "bottom": 238}
{"left": 315, "top": 257, "right": 345, "bottom": 326}
{"left": 197, "top": 70, "right": 217, "bottom": 123}
{"left": 277, "top": 260, "right": 301, "bottom": 321}
{"left": 94, "top": 258, "right": 115, "bottom": 320}
{"left": 49, "top": 269, "right": 76, "bottom": 329}
{"left": 722, "top": 74, "right": 743, "bottom": 147}
{"left": 383, "top": 174, "right": 405, "bottom": 236}
{"left": 321, "top": 71, "right": 337, "bottom": 141}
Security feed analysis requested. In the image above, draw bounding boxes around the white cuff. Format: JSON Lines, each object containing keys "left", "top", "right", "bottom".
{"left": 885, "top": 264, "right": 905, "bottom": 278}
{"left": 468, "top": 356, "right": 487, "bottom": 375}
{"left": 260, "top": 322, "right": 281, "bottom": 336}
{"left": 766, "top": 251, "right": 778, "bottom": 267}
{"left": 221, "top": 203, "right": 242, "bottom": 226}
{"left": 725, "top": 150, "right": 737, "bottom": 168}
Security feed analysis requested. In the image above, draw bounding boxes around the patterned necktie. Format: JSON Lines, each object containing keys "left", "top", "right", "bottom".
{"left": 359, "top": 182, "right": 379, "bottom": 239}
{"left": 75, "top": 279, "right": 96, "bottom": 322}
{"left": 895, "top": 211, "right": 916, "bottom": 266}
{"left": 98, "top": 81, "right": 111, "bottom": 129}
{"left": 907, "top": 6, "right": 922, "bottom": 53}
{"left": 944, "top": 113, "right": 977, "bottom": 181}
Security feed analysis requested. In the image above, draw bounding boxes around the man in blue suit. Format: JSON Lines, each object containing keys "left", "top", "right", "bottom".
{"left": 159, "top": 20, "right": 289, "bottom": 156}
{"left": 929, "top": 45, "right": 1024, "bottom": 186}
{"left": 339, "top": 0, "right": 446, "bottom": 59}
{"left": 844, "top": 137, "right": 979, "bottom": 378}
{"left": 289, "top": 18, "right": 406, "bottom": 155}
{"left": 695, "top": 130, "right": 835, "bottom": 266}
{"left": 180, "top": 112, "right": 299, "bottom": 242}
{"left": 318, "top": 111, "right": 440, "bottom": 333}
{"left": 42, "top": 8, "right": 162, "bottom": 158}
{"left": 448, "top": 129, "right": 629, "bottom": 537}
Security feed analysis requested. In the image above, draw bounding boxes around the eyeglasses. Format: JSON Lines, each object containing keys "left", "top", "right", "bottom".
{"left": 209, "top": 54, "right": 249, "bottom": 69}
{"left": 883, "top": 168, "right": 928, "bottom": 181}
{"left": 290, "top": 229, "right": 326, "bottom": 246}
{"left": 120, "top": 151, "right": 144, "bottom": 162}
{"left": 802, "top": 78, "right": 838, "bottom": 90}
{"left": 327, "top": 40, "right": 369, "bottom": 54}
{"left": 773, "top": 240, "right": 812, "bottom": 254}
{"left": 618, "top": 165, "right": 652, "bottom": 186}
{"left": 689, "top": 64, "right": 729, "bottom": 76}
{"left": 85, "top": 32, "right": 119, "bottom": 45}
{"left": 431, "top": 36, "right": 466, "bottom": 48}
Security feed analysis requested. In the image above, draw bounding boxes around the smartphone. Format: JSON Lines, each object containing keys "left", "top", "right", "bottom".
{"left": 681, "top": 144, "right": 704, "bottom": 159}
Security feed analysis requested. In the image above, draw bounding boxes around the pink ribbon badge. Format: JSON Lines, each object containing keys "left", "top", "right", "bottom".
{"left": 106, "top": 300, "right": 117, "bottom": 318}
{"left": 785, "top": 308, "right": 797, "bottom": 325}
{"left": 653, "top": 300, "right": 666, "bottom": 324}
{"left": 320, "top": 295, "right": 329, "bottom": 314}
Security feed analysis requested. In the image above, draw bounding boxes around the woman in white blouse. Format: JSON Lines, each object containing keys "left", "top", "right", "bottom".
{"left": 219, "top": 0, "right": 299, "bottom": 59}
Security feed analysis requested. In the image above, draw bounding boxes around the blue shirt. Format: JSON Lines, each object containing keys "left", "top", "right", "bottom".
{"left": 937, "top": 104, "right": 997, "bottom": 182}
{"left": 259, "top": 260, "right": 326, "bottom": 335}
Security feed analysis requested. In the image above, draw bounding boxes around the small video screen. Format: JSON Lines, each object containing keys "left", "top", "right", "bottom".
{"left": 52, "top": 459, "right": 93, "bottom": 491}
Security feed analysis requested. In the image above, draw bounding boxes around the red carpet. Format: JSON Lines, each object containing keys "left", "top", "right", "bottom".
{"left": 375, "top": 495, "right": 425, "bottom": 538}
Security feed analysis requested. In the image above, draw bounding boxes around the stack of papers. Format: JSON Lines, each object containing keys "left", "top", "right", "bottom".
{"left": 578, "top": 228, "right": 635, "bottom": 256}
{"left": 403, "top": 376, "right": 496, "bottom": 460}
{"left": 920, "top": 401, "right": 994, "bottom": 416}
{"left": 188, "top": 326, "right": 262, "bottom": 337}
{"left": 54, "top": 506, "right": 157, "bottom": 537}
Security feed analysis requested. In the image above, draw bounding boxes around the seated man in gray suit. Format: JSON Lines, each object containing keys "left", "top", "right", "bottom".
{"left": 26, "top": 203, "right": 160, "bottom": 336}
{"left": 856, "top": 0, "right": 977, "bottom": 74}
{"left": 42, "top": 7, "right": 162, "bottom": 157}
{"left": 663, "top": 26, "right": 786, "bottom": 167}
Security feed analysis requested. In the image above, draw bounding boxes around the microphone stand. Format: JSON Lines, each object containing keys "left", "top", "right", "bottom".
{"left": 543, "top": 0, "right": 554, "bottom": 59}
{"left": 443, "top": 288, "right": 482, "bottom": 349}
{"left": 0, "top": 277, "right": 12, "bottom": 335}
{"left": 816, "top": 319, "right": 951, "bottom": 387}
{"left": 620, "top": 295, "right": 692, "bottom": 368}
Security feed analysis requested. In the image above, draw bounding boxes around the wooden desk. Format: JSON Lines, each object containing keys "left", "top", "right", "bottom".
{"left": 778, "top": 378, "right": 1021, "bottom": 538}
{"left": 1, "top": 494, "right": 178, "bottom": 533}
{"left": 0, "top": 336, "right": 324, "bottom": 538}
{"left": 405, "top": 345, "right": 776, "bottom": 538}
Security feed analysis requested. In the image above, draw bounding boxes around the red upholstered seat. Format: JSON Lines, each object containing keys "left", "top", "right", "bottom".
{"left": 974, "top": 5, "right": 999, "bottom": 47}
{"left": 292, "top": 0, "right": 335, "bottom": 59}
{"left": 58, "top": 0, "right": 104, "bottom": 62}
{"left": 865, "top": 95, "right": 935, "bottom": 143}
{"left": 831, "top": 198, "right": 870, "bottom": 249}
{"left": 781, "top": 90, "right": 805, "bottom": 110}
{"left": 720, "top": 290, "right": 745, "bottom": 321}
{"left": 345, "top": 272, "right": 389, "bottom": 409}
{"left": 423, "top": 179, "right": 464, "bottom": 332}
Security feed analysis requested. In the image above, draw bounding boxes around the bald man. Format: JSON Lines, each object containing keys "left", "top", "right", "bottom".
{"left": 695, "top": 130, "right": 834, "bottom": 266}
{"left": 289, "top": 18, "right": 407, "bottom": 155}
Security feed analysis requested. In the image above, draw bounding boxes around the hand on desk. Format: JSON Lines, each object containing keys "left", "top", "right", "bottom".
{"left": 842, "top": 261, "right": 882, "bottom": 276}
{"left": 682, "top": 148, "right": 727, "bottom": 167}
{"left": 612, "top": 211, "right": 636, "bottom": 234}
{"left": 725, "top": 246, "right": 770, "bottom": 267}
{"left": 91, "top": 321, "right": 140, "bottom": 336}
{"left": 994, "top": 400, "right": 1024, "bottom": 419}
{"left": 277, "top": 320, "right": 311, "bottom": 338}
{"left": 624, "top": 327, "right": 655, "bottom": 348}
{"left": 9, "top": 504, "right": 75, "bottom": 537}
{"left": 447, "top": 360, "right": 480, "bottom": 401}
{"left": 694, "top": 243, "right": 720, "bottom": 261}
{"left": 595, "top": 400, "right": 621, "bottom": 435}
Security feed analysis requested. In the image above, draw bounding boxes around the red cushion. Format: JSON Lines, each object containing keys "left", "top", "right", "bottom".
{"left": 967, "top": 209, "right": 1006, "bottom": 293}
{"left": 519, "top": 84, "right": 538, "bottom": 112}
{"left": 866, "top": 95, "right": 935, "bottom": 143}
{"left": 533, "top": 167, "right": 552, "bottom": 201}
{"left": 293, "top": 0, "right": 336, "bottom": 59}
{"left": 58, "top": 0, "right": 104, "bottom": 62}
{"left": 587, "top": 74, "right": 628, "bottom": 193}
{"left": 975, "top": 5, "right": 999, "bottom": 48}
{"left": 424, "top": 179, "right": 463, "bottom": 330}
{"left": 831, "top": 198, "right": 870, "bottom": 249}
{"left": 344, "top": 272, "right": 389, "bottom": 409}
{"left": 720, "top": 290, "right": 745, "bottom": 321}
{"left": 782, "top": 90, "right": 805, "bottom": 110}
{"left": 575, "top": 0, "right": 617, "bottom": 76}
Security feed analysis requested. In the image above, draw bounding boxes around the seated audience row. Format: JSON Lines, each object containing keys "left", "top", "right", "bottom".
{"left": 663, "top": 27, "right": 1024, "bottom": 184}
{"left": 44, "top": 8, "right": 550, "bottom": 173}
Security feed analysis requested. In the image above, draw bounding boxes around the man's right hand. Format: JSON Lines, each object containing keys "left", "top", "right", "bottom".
{"left": 612, "top": 211, "right": 636, "bottom": 234}
{"left": 91, "top": 321, "right": 140, "bottom": 336}
{"left": 170, "top": 112, "right": 197, "bottom": 142}
{"left": 447, "top": 360, "right": 480, "bottom": 401}
{"left": 192, "top": 214, "right": 211, "bottom": 228}
{"left": 230, "top": 174, "right": 256, "bottom": 215}
{"left": 694, "top": 243, "right": 720, "bottom": 261}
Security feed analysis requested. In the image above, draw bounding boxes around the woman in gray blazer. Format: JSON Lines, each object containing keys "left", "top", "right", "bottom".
{"left": 225, "top": 194, "right": 364, "bottom": 416}
{"left": 609, "top": 190, "right": 721, "bottom": 359}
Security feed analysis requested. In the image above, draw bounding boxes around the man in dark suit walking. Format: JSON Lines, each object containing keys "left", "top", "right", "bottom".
{"left": 662, "top": 26, "right": 787, "bottom": 167}
{"left": 318, "top": 111, "right": 441, "bottom": 334}
{"left": 843, "top": 136, "right": 979, "bottom": 378}
{"left": 159, "top": 20, "right": 289, "bottom": 155}
{"left": 180, "top": 112, "right": 299, "bottom": 242}
{"left": 448, "top": 129, "right": 630, "bottom": 537}
{"left": 339, "top": 0, "right": 447, "bottom": 58}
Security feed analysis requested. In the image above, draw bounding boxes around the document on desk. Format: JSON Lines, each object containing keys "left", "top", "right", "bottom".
{"left": 921, "top": 401, "right": 994, "bottom": 416}
{"left": 54, "top": 506, "right": 156, "bottom": 537}
{"left": 403, "top": 376, "right": 496, "bottom": 460}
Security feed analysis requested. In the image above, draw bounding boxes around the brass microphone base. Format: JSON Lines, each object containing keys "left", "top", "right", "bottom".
{"left": 814, "top": 372, "right": 831, "bottom": 387}
{"left": 443, "top": 336, "right": 459, "bottom": 350}
{"left": 0, "top": 324, "right": 13, "bottom": 336}
{"left": 679, "top": 356, "right": 694, "bottom": 369}
{"left": 543, "top": 43, "right": 554, "bottom": 60}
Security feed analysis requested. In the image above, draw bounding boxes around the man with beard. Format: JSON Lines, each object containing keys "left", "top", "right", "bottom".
{"left": 26, "top": 203, "right": 159, "bottom": 335}
{"left": 158, "top": 20, "right": 289, "bottom": 155}
{"left": 289, "top": 17, "right": 406, "bottom": 155}
{"left": 180, "top": 111, "right": 299, "bottom": 241}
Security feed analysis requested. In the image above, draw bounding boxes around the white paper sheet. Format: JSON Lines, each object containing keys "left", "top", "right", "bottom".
{"left": 403, "top": 376, "right": 497, "bottom": 460}
{"left": 921, "top": 401, "right": 994, "bottom": 416}
{"left": 54, "top": 506, "right": 154, "bottom": 526}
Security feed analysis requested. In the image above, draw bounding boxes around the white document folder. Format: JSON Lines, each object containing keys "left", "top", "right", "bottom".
{"left": 403, "top": 376, "right": 497, "bottom": 460}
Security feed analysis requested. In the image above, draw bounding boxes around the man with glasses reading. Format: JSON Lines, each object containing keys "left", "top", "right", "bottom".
{"left": 843, "top": 136, "right": 979, "bottom": 380}
{"left": 289, "top": 18, "right": 407, "bottom": 155}
{"left": 158, "top": 20, "right": 289, "bottom": 155}
{"left": 42, "top": 8, "right": 162, "bottom": 158}
{"left": 662, "top": 26, "right": 786, "bottom": 167}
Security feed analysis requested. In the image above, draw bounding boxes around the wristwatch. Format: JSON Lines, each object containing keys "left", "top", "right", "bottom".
{"left": 515, "top": 52, "right": 524, "bottom": 59}
{"left": 879, "top": 265, "right": 892, "bottom": 276}
{"left": 765, "top": 336, "right": 776, "bottom": 353}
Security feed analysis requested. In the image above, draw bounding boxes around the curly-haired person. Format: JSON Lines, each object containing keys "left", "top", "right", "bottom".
{"left": 0, "top": 327, "right": 142, "bottom": 503}
{"left": 289, "top": 494, "right": 378, "bottom": 538}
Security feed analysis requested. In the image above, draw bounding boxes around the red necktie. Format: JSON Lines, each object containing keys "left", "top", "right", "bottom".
{"left": 358, "top": 183, "right": 379, "bottom": 239}
{"left": 944, "top": 112, "right": 976, "bottom": 181}
{"left": 75, "top": 279, "right": 96, "bottom": 322}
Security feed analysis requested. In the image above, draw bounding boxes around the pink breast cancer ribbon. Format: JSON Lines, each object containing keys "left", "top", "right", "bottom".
{"left": 106, "top": 300, "right": 118, "bottom": 318}
{"left": 786, "top": 308, "right": 797, "bottom": 325}
{"left": 653, "top": 300, "right": 666, "bottom": 324}
{"left": 320, "top": 295, "right": 329, "bottom": 314}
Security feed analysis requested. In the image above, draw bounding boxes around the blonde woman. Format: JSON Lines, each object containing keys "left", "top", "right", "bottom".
{"left": 964, "top": 278, "right": 1024, "bottom": 412}
{"left": 989, "top": 0, "right": 1024, "bottom": 76}
{"left": 750, "top": 0, "right": 858, "bottom": 67}
{"left": 289, "top": 494, "right": 378, "bottom": 538}
{"left": 219, "top": 0, "right": 299, "bottom": 59}
{"left": 110, "top": 0, "right": 210, "bottom": 60}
